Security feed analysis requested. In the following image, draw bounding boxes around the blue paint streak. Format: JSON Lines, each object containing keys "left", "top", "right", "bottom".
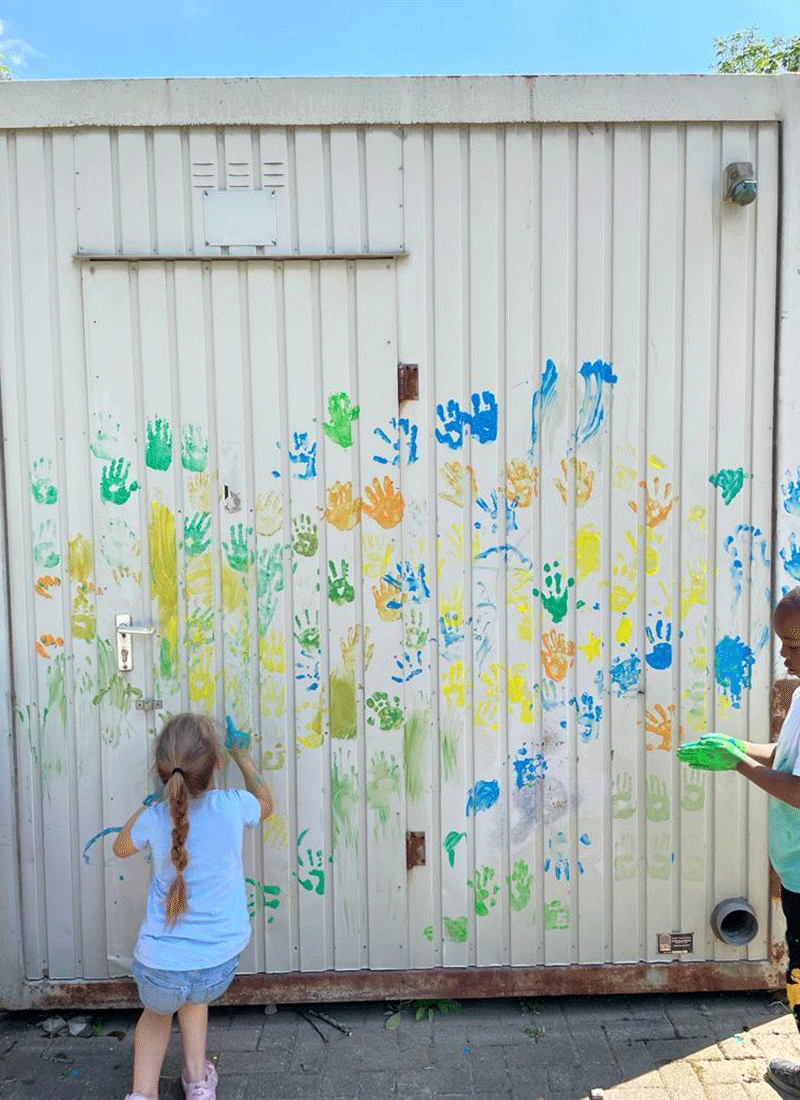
{"left": 575, "top": 360, "right": 617, "bottom": 447}
{"left": 715, "top": 635, "right": 755, "bottom": 710}
{"left": 530, "top": 358, "right": 558, "bottom": 453}
{"left": 466, "top": 779, "right": 500, "bottom": 816}
{"left": 82, "top": 826, "right": 121, "bottom": 865}
{"left": 475, "top": 543, "right": 534, "bottom": 568}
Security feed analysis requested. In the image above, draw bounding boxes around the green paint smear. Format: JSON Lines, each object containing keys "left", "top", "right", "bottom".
{"left": 330, "top": 671, "right": 357, "bottom": 740}
{"left": 367, "top": 751, "right": 401, "bottom": 828}
{"left": 403, "top": 710, "right": 428, "bottom": 801}
{"left": 94, "top": 638, "right": 143, "bottom": 713}
{"left": 331, "top": 756, "right": 359, "bottom": 851}
{"left": 444, "top": 916, "right": 468, "bottom": 943}
{"left": 441, "top": 722, "right": 459, "bottom": 782}
{"left": 149, "top": 501, "right": 179, "bottom": 680}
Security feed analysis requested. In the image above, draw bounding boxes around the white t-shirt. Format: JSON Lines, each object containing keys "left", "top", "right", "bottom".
{"left": 130, "top": 788, "right": 261, "bottom": 970}
{"left": 769, "top": 686, "right": 800, "bottom": 892}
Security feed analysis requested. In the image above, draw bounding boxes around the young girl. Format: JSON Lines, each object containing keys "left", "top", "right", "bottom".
{"left": 112, "top": 712, "right": 273, "bottom": 1100}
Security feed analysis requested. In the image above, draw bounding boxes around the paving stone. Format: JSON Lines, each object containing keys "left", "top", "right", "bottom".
{"left": 205, "top": 1026, "right": 261, "bottom": 1050}
{"left": 657, "top": 1059, "right": 707, "bottom": 1100}
{"left": 704, "top": 1086, "right": 750, "bottom": 1099}
{"left": 647, "top": 1038, "right": 725, "bottom": 1066}
{"left": 242, "top": 1069, "right": 323, "bottom": 1098}
{"left": 607, "top": 1038, "right": 658, "bottom": 1075}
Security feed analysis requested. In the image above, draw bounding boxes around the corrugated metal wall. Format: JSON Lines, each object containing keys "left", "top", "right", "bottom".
{"left": 0, "top": 119, "right": 777, "bottom": 984}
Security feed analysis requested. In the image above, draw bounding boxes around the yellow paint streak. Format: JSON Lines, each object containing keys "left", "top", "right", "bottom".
{"left": 576, "top": 524, "right": 601, "bottom": 581}
{"left": 263, "top": 813, "right": 288, "bottom": 850}
{"left": 149, "top": 502, "right": 179, "bottom": 681}
{"left": 298, "top": 696, "right": 326, "bottom": 749}
{"left": 68, "top": 535, "right": 93, "bottom": 584}
{"left": 186, "top": 552, "right": 213, "bottom": 603}
{"left": 648, "top": 453, "right": 666, "bottom": 469}
{"left": 189, "top": 649, "right": 217, "bottom": 709}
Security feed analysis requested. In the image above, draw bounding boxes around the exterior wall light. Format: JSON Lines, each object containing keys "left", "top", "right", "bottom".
{"left": 724, "top": 161, "right": 757, "bottom": 206}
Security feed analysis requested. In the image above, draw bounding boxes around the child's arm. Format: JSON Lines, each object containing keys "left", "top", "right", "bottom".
{"left": 735, "top": 757, "right": 800, "bottom": 808}
{"left": 112, "top": 805, "right": 148, "bottom": 858}
{"left": 229, "top": 744, "right": 273, "bottom": 823}
{"left": 740, "top": 740, "right": 778, "bottom": 766}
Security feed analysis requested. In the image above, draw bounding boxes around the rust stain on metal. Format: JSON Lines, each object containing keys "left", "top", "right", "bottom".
{"left": 397, "top": 363, "right": 419, "bottom": 404}
{"left": 21, "top": 961, "right": 783, "bottom": 1010}
{"left": 406, "top": 831, "right": 425, "bottom": 869}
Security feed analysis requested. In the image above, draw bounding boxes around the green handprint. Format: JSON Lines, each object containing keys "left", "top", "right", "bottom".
{"left": 468, "top": 865, "right": 500, "bottom": 917}
{"left": 532, "top": 561, "right": 575, "bottom": 624}
{"left": 31, "top": 457, "right": 57, "bottom": 505}
{"left": 507, "top": 859, "right": 533, "bottom": 912}
{"left": 544, "top": 900, "right": 570, "bottom": 930}
{"left": 245, "top": 878, "right": 281, "bottom": 923}
{"left": 366, "top": 691, "right": 404, "bottom": 730}
{"left": 367, "top": 751, "right": 401, "bottom": 826}
{"left": 645, "top": 775, "right": 670, "bottom": 822}
{"left": 323, "top": 391, "right": 360, "bottom": 448}
{"left": 292, "top": 514, "right": 318, "bottom": 557}
{"left": 709, "top": 467, "right": 751, "bottom": 506}
{"left": 443, "top": 830, "right": 466, "bottom": 868}
{"left": 613, "top": 835, "right": 636, "bottom": 881}
{"left": 647, "top": 834, "right": 672, "bottom": 880}
{"left": 443, "top": 916, "right": 468, "bottom": 943}
{"left": 257, "top": 543, "right": 285, "bottom": 633}
{"left": 328, "top": 559, "right": 354, "bottom": 604}
{"left": 185, "top": 606, "right": 214, "bottom": 647}
{"left": 681, "top": 771, "right": 706, "bottom": 812}
{"left": 184, "top": 512, "right": 211, "bottom": 557}
{"left": 33, "top": 520, "right": 60, "bottom": 569}
{"left": 100, "top": 458, "right": 140, "bottom": 505}
{"left": 611, "top": 772, "right": 636, "bottom": 820}
{"left": 145, "top": 417, "right": 172, "bottom": 471}
{"left": 294, "top": 828, "right": 330, "bottom": 895}
{"left": 294, "top": 609, "right": 320, "bottom": 652}
{"left": 181, "top": 424, "right": 209, "bottom": 473}
{"left": 224, "top": 523, "right": 254, "bottom": 572}
{"left": 404, "top": 608, "right": 429, "bottom": 650}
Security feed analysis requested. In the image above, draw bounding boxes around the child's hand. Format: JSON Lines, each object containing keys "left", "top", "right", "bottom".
{"left": 226, "top": 715, "right": 252, "bottom": 753}
{"left": 677, "top": 734, "right": 747, "bottom": 771}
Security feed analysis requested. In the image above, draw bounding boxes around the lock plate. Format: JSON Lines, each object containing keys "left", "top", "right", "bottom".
{"left": 136, "top": 698, "right": 163, "bottom": 712}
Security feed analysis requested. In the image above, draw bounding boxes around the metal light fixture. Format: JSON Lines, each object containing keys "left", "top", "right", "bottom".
{"left": 724, "top": 161, "right": 757, "bottom": 206}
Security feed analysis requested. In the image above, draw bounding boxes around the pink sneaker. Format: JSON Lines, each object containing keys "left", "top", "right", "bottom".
{"left": 180, "top": 1059, "right": 218, "bottom": 1100}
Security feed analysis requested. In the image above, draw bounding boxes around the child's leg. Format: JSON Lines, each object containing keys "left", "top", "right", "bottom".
{"left": 132, "top": 1008, "right": 174, "bottom": 1099}
{"left": 177, "top": 1001, "right": 209, "bottom": 1085}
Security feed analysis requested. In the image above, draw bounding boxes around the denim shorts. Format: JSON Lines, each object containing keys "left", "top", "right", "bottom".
{"left": 131, "top": 954, "right": 240, "bottom": 1014}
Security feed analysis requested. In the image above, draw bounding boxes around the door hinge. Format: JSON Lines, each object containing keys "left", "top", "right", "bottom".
{"left": 398, "top": 363, "right": 419, "bottom": 404}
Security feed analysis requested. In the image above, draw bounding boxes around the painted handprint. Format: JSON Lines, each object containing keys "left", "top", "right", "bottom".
{"left": 709, "top": 466, "right": 751, "bottom": 506}
{"left": 292, "top": 514, "right": 318, "bottom": 557}
{"left": 294, "top": 829, "right": 330, "bottom": 895}
{"left": 145, "top": 417, "right": 172, "bottom": 470}
{"left": 296, "top": 653, "right": 321, "bottom": 692}
{"left": 439, "top": 461, "right": 477, "bottom": 507}
{"left": 362, "top": 532, "right": 393, "bottom": 578}
{"left": 340, "top": 624, "right": 374, "bottom": 673}
{"left": 403, "top": 608, "right": 430, "bottom": 650}
{"left": 373, "top": 417, "right": 418, "bottom": 466}
{"left": 362, "top": 476, "right": 404, "bottom": 529}
{"left": 442, "top": 662, "right": 467, "bottom": 708}
{"left": 294, "top": 610, "right": 320, "bottom": 653}
{"left": 645, "top": 617, "right": 673, "bottom": 670}
{"left": 367, "top": 751, "right": 401, "bottom": 826}
{"left": 544, "top": 900, "right": 570, "bottom": 931}
{"left": 33, "top": 520, "right": 60, "bottom": 569}
{"left": 681, "top": 770, "right": 706, "bottom": 812}
{"left": 504, "top": 458, "right": 538, "bottom": 507}
{"left": 185, "top": 607, "right": 214, "bottom": 647}
{"left": 468, "top": 865, "right": 500, "bottom": 916}
{"left": 474, "top": 491, "right": 518, "bottom": 534}
{"left": 245, "top": 878, "right": 281, "bottom": 923}
{"left": 36, "top": 633, "right": 64, "bottom": 659}
{"left": 391, "top": 649, "right": 424, "bottom": 683}
{"left": 645, "top": 703, "right": 677, "bottom": 752}
{"left": 100, "top": 458, "right": 140, "bottom": 505}
{"left": 31, "top": 457, "right": 57, "bottom": 505}
{"left": 610, "top": 652, "right": 641, "bottom": 697}
{"left": 532, "top": 561, "right": 575, "bottom": 625}
{"left": 224, "top": 524, "right": 254, "bottom": 572}
{"left": 443, "top": 830, "right": 466, "bottom": 868}
{"left": 573, "top": 690, "right": 603, "bottom": 741}
{"left": 783, "top": 533, "right": 800, "bottom": 581}
{"left": 781, "top": 467, "right": 800, "bottom": 517}
{"left": 468, "top": 391, "right": 499, "bottom": 443}
{"left": 34, "top": 574, "right": 60, "bottom": 599}
{"left": 255, "top": 491, "right": 282, "bottom": 536}
{"left": 372, "top": 577, "right": 403, "bottom": 621}
{"left": 325, "top": 481, "right": 362, "bottom": 531}
{"left": 611, "top": 772, "right": 636, "bottom": 819}
{"left": 366, "top": 691, "right": 404, "bottom": 730}
{"left": 287, "top": 431, "right": 317, "bottom": 479}
{"left": 89, "top": 411, "right": 121, "bottom": 460}
{"left": 184, "top": 512, "right": 211, "bottom": 557}
{"left": 614, "top": 835, "right": 636, "bottom": 881}
{"left": 541, "top": 629, "right": 575, "bottom": 682}
{"left": 507, "top": 859, "right": 533, "bottom": 912}
{"left": 328, "top": 559, "right": 355, "bottom": 605}
{"left": 554, "top": 457, "right": 595, "bottom": 508}
{"left": 512, "top": 745, "right": 547, "bottom": 789}
{"left": 323, "top": 391, "right": 360, "bottom": 448}
{"left": 181, "top": 424, "right": 208, "bottom": 473}
{"left": 647, "top": 834, "right": 672, "bottom": 880}
{"left": 645, "top": 775, "right": 670, "bottom": 822}
{"left": 628, "top": 476, "right": 677, "bottom": 529}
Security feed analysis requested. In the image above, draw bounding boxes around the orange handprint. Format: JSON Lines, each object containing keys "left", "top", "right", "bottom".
{"left": 36, "top": 633, "right": 64, "bottom": 659}
{"left": 362, "top": 476, "right": 404, "bottom": 529}
{"left": 504, "top": 459, "right": 538, "bottom": 507}
{"left": 372, "top": 578, "right": 403, "bottom": 621}
{"left": 555, "top": 457, "right": 595, "bottom": 507}
{"left": 541, "top": 629, "right": 576, "bottom": 682}
{"left": 628, "top": 477, "right": 677, "bottom": 529}
{"left": 325, "top": 481, "right": 362, "bottom": 531}
{"left": 34, "top": 575, "right": 61, "bottom": 599}
{"left": 439, "top": 461, "right": 477, "bottom": 507}
{"left": 645, "top": 703, "right": 682, "bottom": 752}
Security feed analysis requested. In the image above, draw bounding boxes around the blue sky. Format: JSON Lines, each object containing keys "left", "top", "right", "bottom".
{"left": 3, "top": 0, "right": 799, "bottom": 80}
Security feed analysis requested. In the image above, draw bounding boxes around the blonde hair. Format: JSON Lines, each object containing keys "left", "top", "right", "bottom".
{"left": 152, "top": 713, "right": 224, "bottom": 929}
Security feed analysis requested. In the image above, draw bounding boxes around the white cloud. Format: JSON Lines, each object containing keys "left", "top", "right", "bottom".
{"left": 0, "top": 17, "right": 38, "bottom": 68}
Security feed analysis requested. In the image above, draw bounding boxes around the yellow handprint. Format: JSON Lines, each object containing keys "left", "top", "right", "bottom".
{"left": 555, "top": 457, "right": 595, "bottom": 508}
{"left": 504, "top": 459, "right": 538, "bottom": 507}
{"left": 325, "top": 481, "right": 362, "bottom": 531}
{"left": 443, "top": 661, "right": 468, "bottom": 708}
{"left": 362, "top": 531, "right": 394, "bottom": 578}
{"left": 474, "top": 695, "right": 499, "bottom": 731}
{"left": 372, "top": 577, "right": 403, "bottom": 622}
{"left": 340, "top": 624, "right": 374, "bottom": 674}
{"left": 680, "top": 559, "right": 707, "bottom": 619}
{"left": 260, "top": 630, "right": 286, "bottom": 673}
{"left": 439, "top": 461, "right": 477, "bottom": 507}
{"left": 255, "top": 491, "right": 283, "bottom": 536}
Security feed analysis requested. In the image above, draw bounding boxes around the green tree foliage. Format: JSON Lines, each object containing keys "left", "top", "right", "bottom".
{"left": 713, "top": 27, "right": 800, "bottom": 73}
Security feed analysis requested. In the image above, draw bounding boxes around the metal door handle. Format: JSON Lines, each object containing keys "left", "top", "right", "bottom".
{"left": 116, "top": 614, "right": 155, "bottom": 672}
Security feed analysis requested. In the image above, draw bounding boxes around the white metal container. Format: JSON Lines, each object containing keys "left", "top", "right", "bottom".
{"left": 0, "top": 74, "right": 798, "bottom": 1009}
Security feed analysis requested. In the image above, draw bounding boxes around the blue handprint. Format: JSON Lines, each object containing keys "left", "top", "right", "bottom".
{"left": 435, "top": 399, "right": 465, "bottom": 449}
{"left": 474, "top": 491, "right": 518, "bottom": 534}
{"left": 391, "top": 649, "right": 424, "bottom": 683}
{"left": 383, "top": 561, "right": 430, "bottom": 603}
{"left": 781, "top": 532, "right": 800, "bottom": 581}
{"left": 645, "top": 617, "right": 673, "bottom": 671}
{"left": 513, "top": 745, "right": 548, "bottom": 789}
{"left": 373, "top": 417, "right": 419, "bottom": 466}
{"left": 296, "top": 654, "right": 321, "bottom": 692}
{"left": 782, "top": 468, "right": 800, "bottom": 517}
{"left": 572, "top": 692, "right": 603, "bottom": 740}
{"left": 288, "top": 432, "right": 317, "bottom": 480}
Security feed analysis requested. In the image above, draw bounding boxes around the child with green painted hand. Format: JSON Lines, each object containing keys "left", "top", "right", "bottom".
{"left": 677, "top": 588, "right": 800, "bottom": 1097}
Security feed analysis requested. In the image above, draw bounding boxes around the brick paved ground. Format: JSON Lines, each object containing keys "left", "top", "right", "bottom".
{"left": 1, "top": 991, "right": 798, "bottom": 1099}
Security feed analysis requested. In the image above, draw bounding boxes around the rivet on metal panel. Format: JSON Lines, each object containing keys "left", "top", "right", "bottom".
{"left": 398, "top": 364, "right": 419, "bottom": 404}
{"left": 406, "top": 831, "right": 425, "bottom": 869}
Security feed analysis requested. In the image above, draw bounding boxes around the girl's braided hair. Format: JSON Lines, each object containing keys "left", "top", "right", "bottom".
{"left": 153, "top": 713, "right": 224, "bottom": 928}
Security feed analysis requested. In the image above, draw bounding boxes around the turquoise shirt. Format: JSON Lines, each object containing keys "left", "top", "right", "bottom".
{"left": 131, "top": 788, "right": 261, "bottom": 970}
{"left": 769, "top": 687, "right": 800, "bottom": 892}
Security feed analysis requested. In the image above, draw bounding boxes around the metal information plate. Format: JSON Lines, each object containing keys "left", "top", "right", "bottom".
{"left": 658, "top": 932, "right": 694, "bottom": 954}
